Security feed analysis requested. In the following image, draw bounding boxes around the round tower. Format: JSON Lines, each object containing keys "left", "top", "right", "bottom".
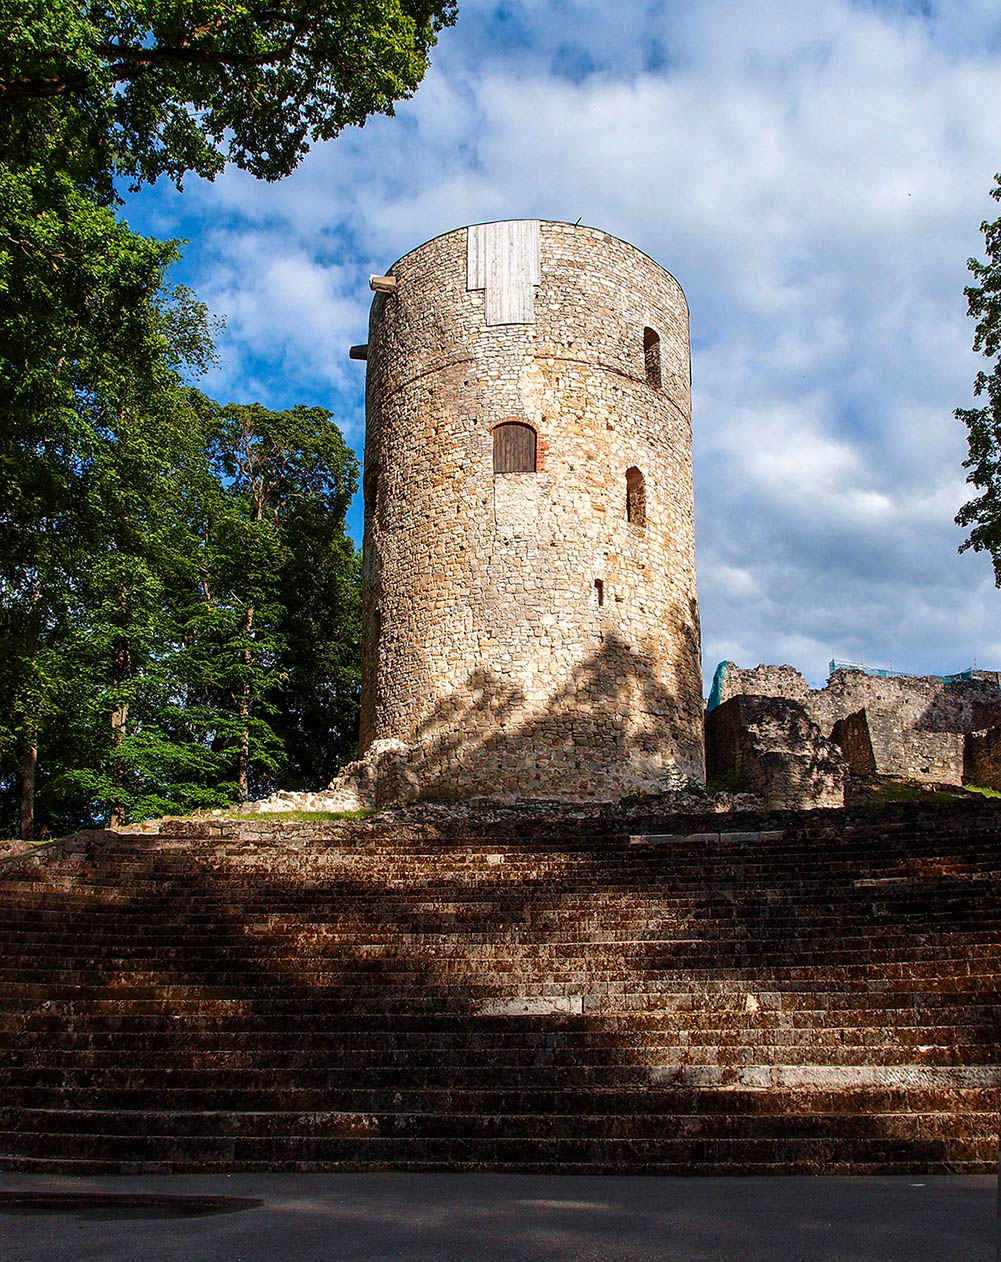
{"left": 359, "top": 220, "right": 703, "bottom": 800}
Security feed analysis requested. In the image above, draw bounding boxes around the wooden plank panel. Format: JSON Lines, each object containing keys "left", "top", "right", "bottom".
{"left": 467, "top": 220, "right": 540, "bottom": 325}
{"left": 486, "top": 220, "right": 540, "bottom": 324}
{"left": 466, "top": 224, "right": 488, "bottom": 290}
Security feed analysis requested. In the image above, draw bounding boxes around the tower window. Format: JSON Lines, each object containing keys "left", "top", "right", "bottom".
{"left": 594, "top": 579, "right": 604, "bottom": 606}
{"left": 493, "top": 421, "right": 537, "bottom": 473}
{"left": 643, "top": 327, "right": 661, "bottom": 389}
{"left": 626, "top": 467, "right": 646, "bottom": 527}
{"left": 363, "top": 465, "right": 378, "bottom": 522}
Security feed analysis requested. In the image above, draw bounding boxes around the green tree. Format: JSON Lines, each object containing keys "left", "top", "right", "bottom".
{"left": 0, "top": 187, "right": 216, "bottom": 837}
{"left": 48, "top": 388, "right": 224, "bottom": 829}
{"left": 182, "top": 393, "right": 360, "bottom": 802}
{"left": 1, "top": 383, "right": 362, "bottom": 836}
{"left": 957, "top": 175, "right": 1001, "bottom": 581}
{"left": 272, "top": 507, "right": 362, "bottom": 789}
{"left": 1, "top": 0, "right": 408, "bottom": 835}
{"left": 1, "top": 1, "right": 457, "bottom": 189}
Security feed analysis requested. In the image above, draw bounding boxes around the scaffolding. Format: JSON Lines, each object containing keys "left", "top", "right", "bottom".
{"left": 828, "top": 660, "right": 974, "bottom": 683}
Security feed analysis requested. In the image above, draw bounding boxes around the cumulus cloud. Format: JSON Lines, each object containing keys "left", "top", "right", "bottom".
{"left": 126, "top": 0, "right": 1001, "bottom": 689}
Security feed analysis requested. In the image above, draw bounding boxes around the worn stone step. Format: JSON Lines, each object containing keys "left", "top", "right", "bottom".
{"left": 2, "top": 803, "right": 999, "bottom": 1174}
{"left": 0, "top": 1077, "right": 993, "bottom": 1107}
{"left": 2, "top": 1105, "right": 995, "bottom": 1145}
{"left": 0, "top": 1129, "right": 993, "bottom": 1173}
{"left": 4, "top": 1083, "right": 996, "bottom": 1118}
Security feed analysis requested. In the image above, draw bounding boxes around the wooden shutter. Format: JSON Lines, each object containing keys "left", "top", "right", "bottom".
{"left": 493, "top": 422, "right": 537, "bottom": 473}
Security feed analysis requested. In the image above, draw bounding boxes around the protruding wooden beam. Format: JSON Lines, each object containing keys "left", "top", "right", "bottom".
{"left": 369, "top": 275, "right": 397, "bottom": 294}
{"left": 349, "top": 344, "right": 369, "bottom": 360}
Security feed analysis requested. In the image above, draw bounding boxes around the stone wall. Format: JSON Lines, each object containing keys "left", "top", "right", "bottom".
{"left": 829, "top": 709, "right": 876, "bottom": 777}
{"left": 705, "top": 695, "right": 848, "bottom": 809}
{"left": 357, "top": 221, "right": 704, "bottom": 802}
{"left": 714, "top": 663, "right": 1001, "bottom": 785}
{"left": 965, "top": 725, "right": 1001, "bottom": 791}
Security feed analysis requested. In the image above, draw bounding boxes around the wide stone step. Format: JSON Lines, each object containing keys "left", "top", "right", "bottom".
{"left": 0, "top": 1055, "right": 997, "bottom": 1088}
{"left": 0, "top": 1052, "right": 995, "bottom": 1082}
{"left": 2, "top": 803, "right": 998, "bottom": 1174}
{"left": 3, "top": 1006, "right": 996, "bottom": 1040}
{"left": 0, "top": 1129, "right": 993, "bottom": 1175}
{"left": 4, "top": 1082, "right": 996, "bottom": 1115}
{"left": 3, "top": 905, "right": 998, "bottom": 931}
{"left": 1, "top": 1104, "right": 995, "bottom": 1144}
{"left": 1, "top": 953, "right": 997, "bottom": 984}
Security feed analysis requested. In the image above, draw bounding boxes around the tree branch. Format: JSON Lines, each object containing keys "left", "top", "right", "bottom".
{"left": 0, "top": 74, "right": 90, "bottom": 101}
{"left": 0, "top": 30, "right": 321, "bottom": 102}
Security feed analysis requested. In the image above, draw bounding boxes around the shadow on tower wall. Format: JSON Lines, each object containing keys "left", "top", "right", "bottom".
{"left": 381, "top": 609, "right": 704, "bottom": 803}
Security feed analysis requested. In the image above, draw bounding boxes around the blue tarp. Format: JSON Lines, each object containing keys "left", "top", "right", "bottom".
{"left": 706, "top": 661, "right": 731, "bottom": 712}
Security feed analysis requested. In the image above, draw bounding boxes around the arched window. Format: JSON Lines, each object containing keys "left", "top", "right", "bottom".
{"left": 626, "top": 467, "right": 646, "bottom": 527}
{"left": 643, "top": 327, "right": 661, "bottom": 389}
{"left": 493, "top": 421, "right": 537, "bottom": 473}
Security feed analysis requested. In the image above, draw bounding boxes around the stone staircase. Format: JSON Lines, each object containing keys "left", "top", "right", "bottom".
{"left": 0, "top": 801, "right": 998, "bottom": 1174}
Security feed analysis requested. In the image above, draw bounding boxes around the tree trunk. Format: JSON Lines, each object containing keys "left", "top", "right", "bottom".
{"left": 19, "top": 722, "right": 37, "bottom": 841}
{"left": 109, "top": 622, "right": 131, "bottom": 828}
{"left": 237, "top": 606, "right": 254, "bottom": 801}
{"left": 19, "top": 602, "right": 41, "bottom": 841}
{"left": 109, "top": 698, "right": 128, "bottom": 827}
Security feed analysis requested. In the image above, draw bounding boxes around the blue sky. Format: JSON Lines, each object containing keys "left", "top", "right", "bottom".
{"left": 125, "top": 0, "right": 1001, "bottom": 691}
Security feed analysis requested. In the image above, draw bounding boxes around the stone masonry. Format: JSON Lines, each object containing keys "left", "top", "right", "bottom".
{"left": 710, "top": 661, "right": 1001, "bottom": 790}
{"left": 356, "top": 221, "right": 704, "bottom": 802}
{"left": 705, "top": 694, "right": 848, "bottom": 809}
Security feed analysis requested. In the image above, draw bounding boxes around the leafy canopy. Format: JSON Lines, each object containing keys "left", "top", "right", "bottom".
{"left": 956, "top": 175, "right": 1001, "bottom": 583}
{"left": 0, "top": 2, "right": 411, "bottom": 834}
{"left": 1, "top": 1, "right": 457, "bottom": 189}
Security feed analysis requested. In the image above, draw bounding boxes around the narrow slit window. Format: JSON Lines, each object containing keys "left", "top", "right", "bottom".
{"left": 594, "top": 579, "right": 604, "bottom": 606}
{"left": 493, "top": 421, "right": 537, "bottom": 473}
{"left": 643, "top": 327, "right": 662, "bottom": 389}
{"left": 626, "top": 467, "right": 646, "bottom": 527}
{"left": 363, "top": 465, "right": 378, "bottom": 521}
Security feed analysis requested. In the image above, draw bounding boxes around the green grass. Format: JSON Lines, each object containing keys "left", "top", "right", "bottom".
{"left": 228, "top": 807, "right": 379, "bottom": 822}
{"left": 853, "top": 778, "right": 983, "bottom": 805}
{"left": 963, "top": 784, "right": 1001, "bottom": 800}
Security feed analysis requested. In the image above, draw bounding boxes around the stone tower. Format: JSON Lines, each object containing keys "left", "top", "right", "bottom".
{"left": 358, "top": 220, "right": 703, "bottom": 800}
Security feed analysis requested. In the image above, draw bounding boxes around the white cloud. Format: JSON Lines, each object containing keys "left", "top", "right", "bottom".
{"left": 125, "top": 0, "right": 1001, "bottom": 689}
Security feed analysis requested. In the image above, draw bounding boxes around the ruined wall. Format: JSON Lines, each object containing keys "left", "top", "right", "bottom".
{"left": 359, "top": 221, "right": 703, "bottom": 801}
{"left": 714, "top": 663, "right": 1001, "bottom": 785}
{"left": 705, "top": 695, "right": 847, "bottom": 809}
{"left": 829, "top": 710, "right": 876, "bottom": 777}
{"left": 964, "top": 725, "right": 1001, "bottom": 791}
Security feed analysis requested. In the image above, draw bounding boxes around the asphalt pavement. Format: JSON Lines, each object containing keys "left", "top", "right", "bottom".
{"left": 0, "top": 1172, "right": 995, "bottom": 1261}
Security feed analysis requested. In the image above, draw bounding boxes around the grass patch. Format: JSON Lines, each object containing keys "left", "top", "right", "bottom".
{"left": 234, "top": 807, "right": 379, "bottom": 822}
{"left": 852, "top": 778, "right": 969, "bottom": 804}
{"left": 963, "top": 784, "right": 1001, "bottom": 800}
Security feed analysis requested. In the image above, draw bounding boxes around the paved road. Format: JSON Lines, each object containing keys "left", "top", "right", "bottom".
{"left": 0, "top": 1172, "right": 994, "bottom": 1261}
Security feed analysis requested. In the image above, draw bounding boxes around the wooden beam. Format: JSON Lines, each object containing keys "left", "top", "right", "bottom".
{"left": 369, "top": 275, "right": 397, "bottom": 294}
{"left": 349, "top": 344, "right": 368, "bottom": 360}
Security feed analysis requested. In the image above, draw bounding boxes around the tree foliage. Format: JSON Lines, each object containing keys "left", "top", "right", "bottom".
{"left": 956, "top": 175, "right": 1001, "bottom": 583}
{"left": 1, "top": 1, "right": 457, "bottom": 189}
{"left": 0, "top": 388, "right": 361, "bottom": 837}
{"left": 0, "top": 3, "right": 416, "bottom": 835}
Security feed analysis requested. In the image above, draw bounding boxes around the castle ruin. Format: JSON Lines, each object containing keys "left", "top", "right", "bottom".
{"left": 706, "top": 660, "right": 1001, "bottom": 807}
